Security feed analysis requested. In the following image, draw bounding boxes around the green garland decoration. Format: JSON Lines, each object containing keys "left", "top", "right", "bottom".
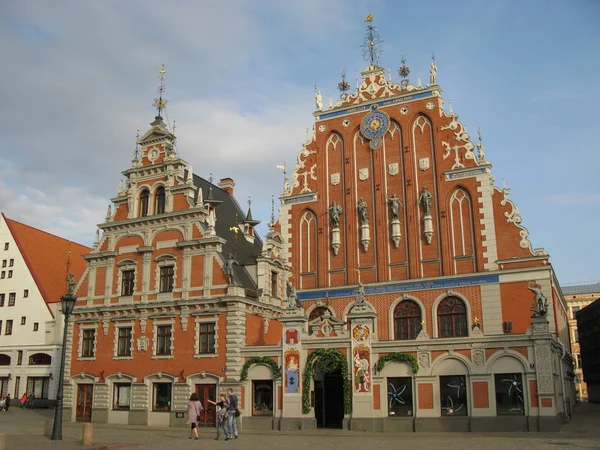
{"left": 375, "top": 352, "right": 419, "bottom": 375}
{"left": 302, "top": 348, "right": 351, "bottom": 415}
{"left": 239, "top": 357, "right": 281, "bottom": 381}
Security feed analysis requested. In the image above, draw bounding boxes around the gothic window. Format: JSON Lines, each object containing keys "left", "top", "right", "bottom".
{"left": 28, "top": 353, "right": 51, "bottom": 365}
{"left": 198, "top": 323, "right": 215, "bottom": 354}
{"left": 155, "top": 187, "right": 166, "bottom": 214}
{"left": 438, "top": 297, "right": 468, "bottom": 338}
{"left": 159, "top": 266, "right": 174, "bottom": 292}
{"left": 139, "top": 189, "right": 150, "bottom": 217}
{"left": 299, "top": 210, "right": 317, "bottom": 275}
{"left": 494, "top": 373, "right": 524, "bottom": 415}
{"left": 117, "top": 327, "right": 132, "bottom": 357}
{"left": 308, "top": 306, "right": 331, "bottom": 322}
{"left": 394, "top": 300, "right": 421, "bottom": 340}
{"left": 449, "top": 188, "right": 476, "bottom": 273}
{"left": 121, "top": 270, "right": 135, "bottom": 296}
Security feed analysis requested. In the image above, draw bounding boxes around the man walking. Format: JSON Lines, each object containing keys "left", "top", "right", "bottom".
{"left": 226, "top": 388, "right": 239, "bottom": 439}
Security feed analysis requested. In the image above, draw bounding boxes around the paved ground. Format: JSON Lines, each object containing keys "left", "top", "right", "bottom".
{"left": 0, "top": 404, "right": 599, "bottom": 450}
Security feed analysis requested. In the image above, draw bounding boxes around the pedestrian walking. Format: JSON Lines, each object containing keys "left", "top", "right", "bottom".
{"left": 21, "top": 393, "right": 28, "bottom": 409}
{"left": 186, "top": 393, "right": 203, "bottom": 440}
{"left": 226, "top": 388, "right": 239, "bottom": 439}
{"left": 3, "top": 394, "right": 10, "bottom": 411}
{"left": 208, "top": 394, "right": 230, "bottom": 441}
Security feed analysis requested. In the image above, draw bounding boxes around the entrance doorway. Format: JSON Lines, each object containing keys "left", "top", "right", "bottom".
{"left": 314, "top": 366, "right": 344, "bottom": 428}
{"left": 195, "top": 384, "right": 217, "bottom": 427}
{"left": 76, "top": 384, "right": 93, "bottom": 422}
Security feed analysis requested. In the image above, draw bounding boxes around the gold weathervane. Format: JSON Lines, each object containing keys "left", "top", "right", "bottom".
{"left": 364, "top": 14, "right": 374, "bottom": 22}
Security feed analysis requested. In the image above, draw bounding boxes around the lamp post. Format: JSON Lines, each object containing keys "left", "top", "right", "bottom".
{"left": 51, "top": 275, "right": 77, "bottom": 441}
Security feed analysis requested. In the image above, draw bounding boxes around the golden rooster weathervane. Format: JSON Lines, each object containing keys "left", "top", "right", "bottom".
{"left": 364, "top": 14, "right": 374, "bottom": 22}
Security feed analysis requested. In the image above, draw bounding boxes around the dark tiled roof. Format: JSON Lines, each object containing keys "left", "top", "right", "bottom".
{"left": 193, "top": 175, "right": 263, "bottom": 292}
{"left": 562, "top": 282, "right": 600, "bottom": 295}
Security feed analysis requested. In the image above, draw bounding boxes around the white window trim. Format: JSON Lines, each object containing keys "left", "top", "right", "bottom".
{"left": 152, "top": 319, "right": 175, "bottom": 359}
{"left": 154, "top": 255, "right": 178, "bottom": 295}
{"left": 117, "top": 260, "right": 138, "bottom": 298}
{"left": 431, "top": 291, "right": 472, "bottom": 339}
{"left": 113, "top": 321, "right": 135, "bottom": 360}
{"left": 78, "top": 324, "right": 98, "bottom": 361}
{"left": 194, "top": 316, "right": 218, "bottom": 359}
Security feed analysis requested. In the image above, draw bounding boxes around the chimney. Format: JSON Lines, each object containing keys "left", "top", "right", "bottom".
{"left": 218, "top": 177, "right": 235, "bottom": 195}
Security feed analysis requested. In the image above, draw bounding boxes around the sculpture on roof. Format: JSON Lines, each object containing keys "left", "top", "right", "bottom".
{"left": 528, "top": 282, "right": 549, "bottom": 318}
{"left": 224, "top": 253, "right": 238, "bottom": 285}
{"left": 429, "top": 54, "right": 437, "bottom": 85}
{"left": 314, "top": 87, "right": 323, "bottom": 111}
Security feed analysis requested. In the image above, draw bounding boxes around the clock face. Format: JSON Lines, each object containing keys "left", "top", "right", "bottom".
{"left": 360, "top": 106, "right": 390, "bottom": 149}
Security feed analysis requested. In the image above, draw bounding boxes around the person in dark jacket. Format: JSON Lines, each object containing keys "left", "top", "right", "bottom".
{"left": 3, "top": 394, "right": 10, "bottom": 411}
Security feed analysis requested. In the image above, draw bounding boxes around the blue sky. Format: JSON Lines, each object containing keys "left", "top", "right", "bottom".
{"left": 0, "top": 1, "right": 598, "bottom": 285}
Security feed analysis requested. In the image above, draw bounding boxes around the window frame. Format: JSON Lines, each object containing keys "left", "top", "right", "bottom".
{"left": 159, "top": 265, "right": 175, "bottom": 293}
{"left": 440, "top": 375, "right": 468, "bottom": 417}
{"left": 0, "top": 294, "right": 4, "bottom": 307}
{"left": 198, "top": 322, "right": 216, "bottom": 354}
{"left": 494, "top": 373, "right": 525, "bottom": 416}
{"left": 152, "top": 382, "right": 172, "bottom": 412}
{"left": 387, "top": 377, "right": 414, "bottom": 417}
{"left": 113, "top": 382, "right": 132, "bottom": 410}
{"left": 139, "top": 189, "right": 150, "bottom": 217}
{"left": 252, "top": 379, "right": 274, "bottom": 417}
{"left": 28, "top": 353, "right": 52, "bottom": 365}
{"left": 20, "top": 316, "right": 26, "bottom": 325}
{"left": 8, "top": 292, "right": 15, "bottom": 306}
{"left": 155, "top": 324, "right": 173, "bottom": 357}
{"left": 23, "top": 289, "right": 28, "bottom": 298}
{"left": 81, "top": 328, "right": 96, "bottom": 358}
{"left": 33, "top": 322, "right": 39, "bottom": 332}
{"left": 121, "top": 269, "right": 135, "bottom": 297}
{"left": 394, "top": 300, "right": 422, "bottom": 340}
{"left": 5, "top": 320, "right": 13, "bottom": 335}
{"left": 116, "top": 326, "right": 133, "bottom": 358}
{"left": 437, "top": 296, "right": 468, "bottom": 338}
{"left": 155, "top": 186, "right": 166, "bottom": 214}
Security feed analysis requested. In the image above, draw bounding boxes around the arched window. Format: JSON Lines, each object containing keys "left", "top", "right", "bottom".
{"left": 308, "top": 306, "right": 331, "bottom": 322}
{"left": 438, "top": 297, "right": 468, "bottom": 338}
{"left": 0, "top": 354, "right": 10, "bottom": 365}
{"left": 155, "top": 187, "right": 166, "bottom": 214}
{"left": 139, "top": 189, "right": 150, "bottom": 217}
{"left": 29, "top": 353, "right": 52, "bottom": 365}
{"left": 394, "top": 300, "right": 421, "bottom": 340}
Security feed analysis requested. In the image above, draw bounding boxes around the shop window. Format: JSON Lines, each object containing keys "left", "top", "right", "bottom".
{"left": 387, "top": 377, "right": 413, "bottom": 416}
{"left": 394, "top": 300, "right": 421, "bottom": 340}
{"left": 29, "top": 353, "right": 51, "bottom": 365}
{"left": 438, "top": 297, "right": 468, "bottom": 338}
{"left": 121, "top": 270, "right": 135, "bottom": 296}
{"left": 8, "top": 293, "right": 15, "bottom": 306}
{"left": 117, "top": 327, "right": 132, "bottom": 357}
{"left": 26, "top": 377, "right": 49, "bottom": 399}
{"left": 494, "top": 373, "right": 524, "bottom": 415}
{"left": 440, "top": 375, "right": 468, "bottom": 416}
{"left": 198, "top": 323, "right": 215, "bottom": 354}
{"left": 153, "top": 383, "right": 172, "bottom": 411}
{"left": 156, "top": 325, "right": 172, "bottom": 356}
{"left": 159, "top": 266, "right": 174, "bottom": 293}
{"left": 155, "top": 187, "right": 166, "bottom": 214}
{"left": 113, "top": 383, "right": 131, "bottom": 410}
{"left": 82, "top": 329, "right": 96, "bottom": 358}
{"left": 252, "top": 380, "right": 273, "bottom": 416}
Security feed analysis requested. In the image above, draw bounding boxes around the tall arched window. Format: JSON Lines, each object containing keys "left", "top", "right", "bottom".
{"left": 438, "top": 297, "right": 468, "bottom": 338}
{"left": 139, "top": 189, "right": 150, "bottom": 217}
{"left": 155, "top": 187, "right": 166, "bottom": 214}
{"left": 394, "top": 300, "right": 421, "bottom": 340}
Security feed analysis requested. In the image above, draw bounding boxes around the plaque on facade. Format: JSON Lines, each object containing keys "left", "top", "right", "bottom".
{"left": 330, "top": 173, "right": 340, "bottom": 186}
{"left": 137, "top": 336, "right": 149, "bottom": 352}
{"left": 419, "top": 157, "right": 430, "bottom": 171}
{"left": 359, "top": 168, "right": 369, "bottom": 181}
{"left": 388, "top": 163, "right": 399, "bottom": 176}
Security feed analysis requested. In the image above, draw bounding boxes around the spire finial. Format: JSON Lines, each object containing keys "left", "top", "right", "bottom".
{"left": 429, "top": 53, "right": 438, "bottom": 85}
{"left": 269, "top": 194, "right": 275, "bottom": 229}
{"left": 133, "top": 129, "right": 140, "bottom": 161}
{"left": 153, "top": 63, "right": 168, "bottom": 118}
{"left": 248, "top": 195, "right": 252, "bottom": 209}
{"left": 476, "top": 127, "right": 488, "bottom": 164}
{"left": 337, "top": 70, "right": 350, "bottom": 98}
{"left": 362, "top": 15, "right": 382, "bottom": 67}
{"left": 398, "top": 54, "right": 410, "bottom": 87}
{"left": 172, "top": 120, "right": 177, "bottom": 136}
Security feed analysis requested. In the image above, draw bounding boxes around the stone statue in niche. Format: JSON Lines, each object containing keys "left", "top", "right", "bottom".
{"left": 387, "top": 193, "right": 402, "bottom": 221}
{"left": 224, "top": 253, "right": 238, "bottom": 285}
{"left": 528, "top": 282, "right": 549, "bottom": 318}
{"left": 357, "top": 197, "right": 369, "bottom": 225}
{"left": 418, "top": 187, "right": 432, "bottom": 216}
{"left": 328, "top": 201, "right": 342, "bottom": 228}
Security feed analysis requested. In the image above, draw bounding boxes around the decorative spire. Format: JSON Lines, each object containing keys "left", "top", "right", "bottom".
{"left": 132, "top": 129, "right": 140, "bottom": 162}
{"left": 269, "top": 194, "right": 275, "bottom": 230}
{"left": 205, "top": 172, "right": 222, "bottom": 207}
{"left": 153, "top": 63, "right": 168, "bottom": 119}
{"left": 429, "top": 53, "right": 438, "bottom": 85}
{"left": 337, "top": 70, "right": 350, "bottom": 98}
{"left": 397, "top": 54, "right": 410, "bottom": 86}
{"left": 362, "top": 14, "right": 382, "bottom": 67}
{"left": 245, "top": 195, "right": 260, "bottom": 226}
{"left": 477, "top": 127, "right": 489, "bottom": 164}
{"left": 93, "top": 229, "right": 100, "bottom": 247}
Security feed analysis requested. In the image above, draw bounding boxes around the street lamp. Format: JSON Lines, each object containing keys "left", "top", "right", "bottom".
{"left": 51, "top": 274, "right": 77, "bottom": 441}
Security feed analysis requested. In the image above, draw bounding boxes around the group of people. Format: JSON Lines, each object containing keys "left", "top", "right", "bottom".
{"left": 186, "top": 387, "right": 240, "bottom": 441}
{"left": 1, "top": 393, "right": 36, "bottom": 411}
{"left": 0, "top": 394, "right": 10, "bottom": 411}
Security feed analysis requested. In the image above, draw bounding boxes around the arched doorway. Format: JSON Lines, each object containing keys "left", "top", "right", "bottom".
{"left": 313, "top": 359, "right": 344, "bottom": 428}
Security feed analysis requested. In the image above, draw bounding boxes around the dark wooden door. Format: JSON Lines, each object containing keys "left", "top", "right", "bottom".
{"left": 76, "top": 384, "right": 93, "bottom": 422}
{"left": 195, "top": 384, "right": 216, "bottom": 427}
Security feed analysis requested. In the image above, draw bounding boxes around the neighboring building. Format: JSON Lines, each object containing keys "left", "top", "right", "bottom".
{"left": 0, "top": 213, "right": 89, "bottom": 404}
{"left": 576, "top": 298, "right": 600, "bottom": 403}
{"left": 62, "top": 21, "right": 575, "bottom": 433}
{"left": 563, "top": 282, "right": 600, "bottom": 401}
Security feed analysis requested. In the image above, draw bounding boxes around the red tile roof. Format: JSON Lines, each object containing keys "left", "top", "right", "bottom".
{"left": 3, "top": 214, "right": 90, "bottom": 315}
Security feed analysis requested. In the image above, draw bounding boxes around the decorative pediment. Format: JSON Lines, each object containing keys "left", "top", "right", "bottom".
{"left": 308, "top": 311, "right": 347, "bottom": 338}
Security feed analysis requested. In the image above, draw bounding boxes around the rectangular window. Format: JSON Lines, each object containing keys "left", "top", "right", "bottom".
{"left": 8, "top": 270, "right": 12, "bottom": 278}
{"left": 113, "top": 383, "right": 131, "bottom": 410}
{"left": 33, "top": 322, "right": 39, "bottom": 332}
{"left": 0, "top": 378, "right": 8, "bottom": 398}
{"left": 571, "top": 306, "right": 580, "bottom": 319}
{"left": 387, "top": 377, "right": 413, "bottom": 416}
{"left": 5, "top": 320, "right": 13, "bottom": 335}
{"left": 3, "top": 243, "right": 8, "bottom": 251}
{"left": 17, "top": 350, "right": 22, "bottom": 365}
{"left": 0, "top": 320, "right": 2, "bottom": 335}
{"left": 494, "top": 373, "right": 524, "bottom": 415}
{"left": 156, "top": 325, "right": 172, "bottom": 355}
{"left": 153, "top": 383, "right": 172, "bottom": 411}
{"left": 23, "top": 289, "right": 28, "bottom": 298}
{"left": 21, "top": 316, "right": 26, "bottom": 325}
{"left": 117, "top": 327, "right": 132, "bottom": 357}
{"left": 26, "top": 377, "right": 50, "bottom": 399}
{"left": 14, "top": 376, "right": 20, "bottom": 398}
{"left": 271, "top": 271, "right": 278, "bottom": 297}
{"left": 252, "top": 380, "right": 274, "bottom": 416}
{"left": 159, "top": 266, "right": 174, "bottom": 292}
{"left": 576, "top": 354, "right": 582, "bottom": 368}
{"left": 9, "top": 259, "right": 13, "bottom": 267}
{"left": 0, "top": 294, "right": 4, "bottom": 307}
{"left": 440, "top": 375, "right": 468, "bottom": 416}
{"left": 82, "top": 329, "right": 96, "bottom": 357}
{"left": 121, "top": 270, "right": 135, "bottom": 296}
{"left": 1, "top": 272, "right": 5, "bottom": 279}
{"left": 1, "top": 260, "right": 6, "bottom": 268}
{"left": 8, "top": 293, "right": 16, "bottom": 306}
{"left": 574, "top": 329, "right": 579, "bottom": 343}
{"left": 198, "top": 323, "right": 216, "bottom": 354}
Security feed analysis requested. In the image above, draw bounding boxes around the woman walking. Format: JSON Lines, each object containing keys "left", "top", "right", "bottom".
{"left": 208, "top": 394, "right": 230, "bottom": 440}
{"left": 185, "top": 393, "right": 203, "bottom": 440}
